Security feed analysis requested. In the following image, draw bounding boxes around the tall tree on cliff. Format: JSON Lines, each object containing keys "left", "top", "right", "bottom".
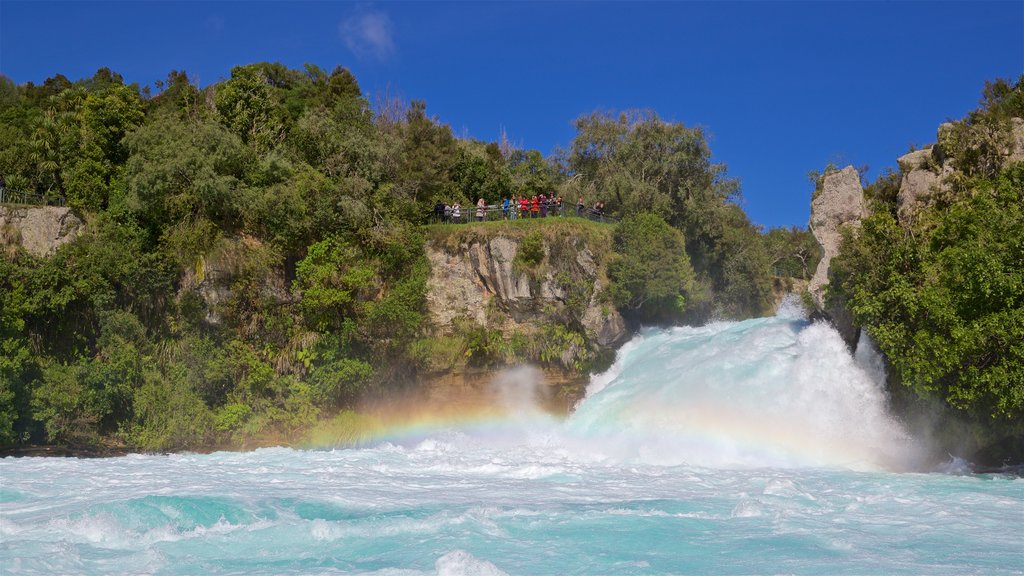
{"left": 564, "top": 110, "right": 772, "bottom": 318}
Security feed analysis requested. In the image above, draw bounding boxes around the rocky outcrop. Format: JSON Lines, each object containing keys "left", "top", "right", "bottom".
{"left": 1009, "top": 117, "right": 1024, "bottom": 164}
{"left": 808, "top": 167, "right": 866, "bottom": 307}
{"left": 426, "top": 232, "right": 628, "bottom": 349}
{"left": 180, "top": 236, "right": 290, "bottom": 326}
{"left": 808, "top": 166, "right": 867, "bottom": 348}
{"left": 896, "top": 147, "right": 951, "bottom": 226}
{"left": 895, "top": 117, "right": 1024, "bottom": 227}
{"left": 0, "top": 205, "right": 84, "bottom": 257}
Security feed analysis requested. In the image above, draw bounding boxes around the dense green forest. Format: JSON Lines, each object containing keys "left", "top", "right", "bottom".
{"left": 828, "top": 76, "right": 1024, "bottom": 461}
{"left": 1, "top": 63, "right": 815, "bottom": 451}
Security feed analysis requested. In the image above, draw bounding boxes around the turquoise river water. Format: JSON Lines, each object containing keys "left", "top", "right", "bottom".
{"left": 2, "top": 304, "right": 1022, "bottom": 575}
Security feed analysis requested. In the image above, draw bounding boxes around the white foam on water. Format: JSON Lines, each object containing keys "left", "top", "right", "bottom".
{"left": 1, "top": 302, "right": 1021, "bottom": 574}
{"left": 435, "top": 550, "right": 508, "bottom": 576}
{"left": 566, "top": 309, "right": 922, "bottom": 471}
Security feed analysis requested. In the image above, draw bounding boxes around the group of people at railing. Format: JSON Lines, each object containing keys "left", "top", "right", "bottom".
{"left": 432, "top": 194, "right": 610, "bottom": 224}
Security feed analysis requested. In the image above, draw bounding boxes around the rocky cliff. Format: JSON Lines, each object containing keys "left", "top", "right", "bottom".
{"left": 0, "top": 205, "right": 84, "bottom": 257}
{"left": 895, "top": 144, "right": 951, "bottom": 226}
{"left": 808, "top": 166, "right": 866, "bottom": 347}
{"left": 896, "top": 117, "right": 1024, "bottom": 226}
{"left": 808, "top": 115, "right": 1024, "bottom": 347}
{"left": 425, "top": 224, "right": 628, "bottom": 368}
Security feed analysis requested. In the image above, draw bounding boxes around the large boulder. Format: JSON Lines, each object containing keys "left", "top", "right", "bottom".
{"left": 0, "top": 205, "right": 84, "bottom": 257}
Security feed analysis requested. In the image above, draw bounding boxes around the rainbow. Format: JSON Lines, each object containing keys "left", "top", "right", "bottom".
{"left": 301, "top": 398, "right": 913, "bottom": 472}
{"left": 302, "top": 311, "right": 925, "bottom": 473}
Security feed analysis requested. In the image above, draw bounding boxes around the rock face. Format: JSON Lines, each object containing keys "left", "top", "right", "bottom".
{"left": 0, "top": 205, "right": 84, "bottom": 257}
{"left": 808, "top": 166, "right": 867, "bottom": 348}
{"left": 425, "top": 233, "right": 628, "bottom": 349}
{"left": 893, "top": 117, "right": 1023, "bottom": 227}
{"left": 180, "top": 236, "right": 290, "bottom": 326}
{"left": 896, "top": 147, "right": 949, "bottom": 226}
{"left": 1009, "top": 117, "right": 1024, "bottom": 164}
{"left": 808, "top": 167, "right": 866, "bottom": 309}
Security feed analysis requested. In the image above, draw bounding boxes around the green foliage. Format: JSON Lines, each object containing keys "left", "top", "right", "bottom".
{"left": 807, "top": 163, "right": 839, "bottom": 199}
{"left": 0, "top": 259, "right": 32, "bottom": 444}
{"left": 607, "top": 213, "right": 696, "bottom": 323}
{"left": 294, "top": 236, "right": 376, "bottom": 332}
{"left": 516, "top": 230, "right": 545, "bottom": 268}
{"left": 508, "top": 149, "right": 556, "bottom": 198}
{"left": 30, "top": 363, "right": 97, "bottom": 446}
{"left": 863, "top": 167, "right": 901, "bottom": 211}
{"left": 409, "top": 336, "right": 468, "bottom": 372}
{"left": 563, "top": 109, "right": 770, "bottom": 319}
{"left": 303, "top": 334, "right": 374, "bottom": 408}
{"left": 123, "top": 114, "right": 252, "bottom": 233}
{"left": 304, "top": 410, "right": 381, "bottom": 447}
{"left": 831, "top": 162, "right": 1024, "bottom": 425}
{"left": 763, "top": 226, "right": 820, "bottom": 280}
{"left": 214, "top": 402, "right": 252, "bottom": 432}
{"left": 538, "top": 323, "right": 589, "bottom": 372}
{"left": 128, "top": 369, "right": 214, "bottom": 451}
{"left": 452, "top": 142, "right": 513, "bottom": 205}
{"left": 938, "top": 75, "right": 1024, "bottom": 186}
{"left": 215, "top": 64, "right": 288, "bottom": 154}
{"left": 393, "top": 100, "right": 459, "bottom": 220}
{"left": 362, "top": 252, "right": 428, "bottom": 344}
{"left": 0, "top": 378, "right": 17, "bottom": 445}
{"left": 565, "top": 109, "right": 737, "bottom": 224}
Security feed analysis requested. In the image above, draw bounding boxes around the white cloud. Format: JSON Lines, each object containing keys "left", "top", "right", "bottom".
{"left": 339, "top": 8, "right": 396, "bottom": 62}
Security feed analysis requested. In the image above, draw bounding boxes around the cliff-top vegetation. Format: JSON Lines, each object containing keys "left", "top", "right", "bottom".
{"left": 0, "top": 63, "right": 816, "bottom": 451}
{"left": 828, "top": 76, "right": 1024, "bottom": 464}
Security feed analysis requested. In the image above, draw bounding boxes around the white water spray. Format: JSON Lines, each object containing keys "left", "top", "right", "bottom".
{"left": 566, "top": 302, "right": 922, "bottom": 470}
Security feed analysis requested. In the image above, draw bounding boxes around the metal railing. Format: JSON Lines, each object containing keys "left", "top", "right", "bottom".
{"left": 430, "top": 202, "right": 617, "bottom": 225}
{"left": 0, "top": 188, "right": 67, "bottom": 207}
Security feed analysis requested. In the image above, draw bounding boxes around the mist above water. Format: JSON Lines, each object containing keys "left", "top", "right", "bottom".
{"left": 563, "top": 301, "right": 923, "bottom": 471}
{"left": 369, "top": 300, "right": 925, "bottom": 472}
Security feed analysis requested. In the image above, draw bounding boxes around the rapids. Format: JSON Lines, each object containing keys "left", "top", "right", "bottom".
{"left": 2, "top": 304, "right": 1022, "bottom": 575}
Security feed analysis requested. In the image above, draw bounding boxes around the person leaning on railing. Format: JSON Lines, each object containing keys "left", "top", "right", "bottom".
{"left": 476, "top": 197, "right": 486, "bottom": 222}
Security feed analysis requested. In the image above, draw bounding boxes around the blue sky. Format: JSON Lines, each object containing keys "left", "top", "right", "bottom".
{"left": 1, "top": 1, "right": 1021, "bottom": 228}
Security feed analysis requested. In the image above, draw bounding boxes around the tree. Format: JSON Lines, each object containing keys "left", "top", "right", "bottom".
{"left": 293, "top": 236, "right": 377, "bottom": 333}
{"left": 607, "top": 213, "right": 697, "bottom": 324}
{"left": 392, "top": 100, "right": 458, "bottom": 218}
{"left": 764, "top": 226, "right": 820, "bottom": 279}
{"left": 123, "top": 114, "right": 252, "bottom": 236}
{"left": 564, "top": 109, "right": 736, "bottom": 225}
{"left": 215, "top": 64, "right": 288, "bottom": 153}
{"left": 563, "top": 109, "right": 769, "bottom": 318}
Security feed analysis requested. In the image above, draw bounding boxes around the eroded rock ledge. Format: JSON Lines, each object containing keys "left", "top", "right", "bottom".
{"left": 0, "top": 205, "right": 84, "bottom": 257}
{"left": 425, "top": 231, "right": 628, "bottom": 351}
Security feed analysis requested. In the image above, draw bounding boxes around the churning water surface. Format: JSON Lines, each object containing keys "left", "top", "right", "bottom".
{"left": 2, "top": 304, "right": 1022, "bottom": 575}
